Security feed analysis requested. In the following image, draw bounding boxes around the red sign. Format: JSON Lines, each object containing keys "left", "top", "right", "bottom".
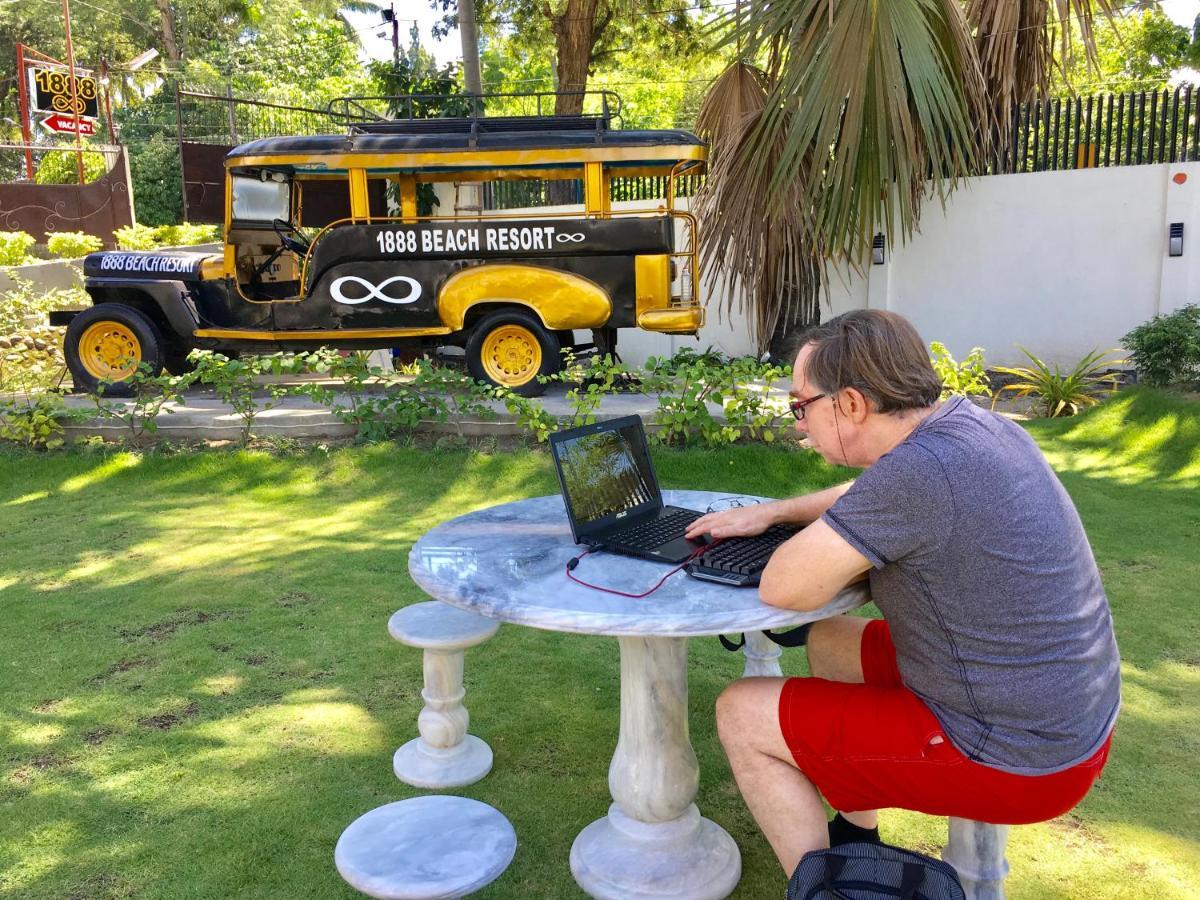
{"left": 39, "top": 113, "right": 96, "bottom": 136}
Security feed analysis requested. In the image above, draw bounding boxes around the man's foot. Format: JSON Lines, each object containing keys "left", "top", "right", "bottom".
{"left": 827, "top": 812, "right": 881, "bottom": 847}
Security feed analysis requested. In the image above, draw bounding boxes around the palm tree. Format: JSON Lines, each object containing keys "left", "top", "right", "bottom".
{"left": 695, "top": 0, "right": 1119, "bottom": 354}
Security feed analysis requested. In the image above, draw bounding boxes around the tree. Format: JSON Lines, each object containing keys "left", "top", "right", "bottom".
{"left": 695, "top": 0, "right": 1124, "bottom": 354}
{"left": 1051, "top": 8, "right": 1192, "bottom": 94}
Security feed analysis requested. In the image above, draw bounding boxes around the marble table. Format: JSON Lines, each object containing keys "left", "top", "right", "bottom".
{"left": 409, "top": 490, "right": 869, "bottom": 900}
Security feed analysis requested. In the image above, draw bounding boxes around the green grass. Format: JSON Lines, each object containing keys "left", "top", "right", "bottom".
{"left": 1, "top": 389, "right": 1197, "bottom": 898}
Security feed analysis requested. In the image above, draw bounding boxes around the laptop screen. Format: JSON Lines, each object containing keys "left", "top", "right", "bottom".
{"left": 552, "top": 418, "right": 660, "bottom": 534}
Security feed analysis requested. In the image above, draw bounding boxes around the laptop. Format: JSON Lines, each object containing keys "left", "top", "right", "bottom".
{"left": 549, "top": 416, "right": 706, "bottom": 563}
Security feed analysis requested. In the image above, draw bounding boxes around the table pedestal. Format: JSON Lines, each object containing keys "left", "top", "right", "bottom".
{"left": 742, "top": 630, "right": 783, "bottom": 677}
{"left": 570, "top": 636, "right": 741, "bottom": 900}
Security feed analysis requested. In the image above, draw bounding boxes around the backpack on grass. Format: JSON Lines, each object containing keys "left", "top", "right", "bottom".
{"left": 787, "top": 842, "right": 966, "bottom": 900}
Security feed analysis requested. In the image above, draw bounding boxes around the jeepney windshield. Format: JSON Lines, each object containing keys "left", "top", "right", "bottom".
{"left": 231, "top": 173, "right": 291, "bottom": 224}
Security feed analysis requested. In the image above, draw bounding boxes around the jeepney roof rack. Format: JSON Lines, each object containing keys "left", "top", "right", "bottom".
{"left": 328, "top": 90, "right": 622, "bottom": 140}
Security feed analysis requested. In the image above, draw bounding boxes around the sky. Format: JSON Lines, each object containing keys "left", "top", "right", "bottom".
{"left": 348, "top": 1, "right": 1199, "bottom": 75}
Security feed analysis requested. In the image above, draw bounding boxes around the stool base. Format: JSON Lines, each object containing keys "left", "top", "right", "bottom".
{"left": 393, "top": 734, "right": 493, "bottom": 789}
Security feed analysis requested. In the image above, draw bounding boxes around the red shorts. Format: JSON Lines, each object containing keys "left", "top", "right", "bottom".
{"left": 778, "top": 620, "right": 1112, "bottom": 824}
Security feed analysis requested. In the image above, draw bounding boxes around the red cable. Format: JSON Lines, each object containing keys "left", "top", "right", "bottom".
{"left": 564, "top": 540, "right": 724, "bottom": 598}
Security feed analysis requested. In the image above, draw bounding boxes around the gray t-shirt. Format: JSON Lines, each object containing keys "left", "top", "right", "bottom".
{"left": 822, "top": 396, "right": 1120, "bottom": 775}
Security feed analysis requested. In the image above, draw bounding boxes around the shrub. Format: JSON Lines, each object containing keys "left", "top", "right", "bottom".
{"left": 33, "top": 149, "right": 108, "bottom": 185}
{"left": 91, "top": 364, "right": 195, "bottom": 445}
{"left": 930, "top": 341, "right": 991, "bottom": 399}
{"left": 0, "top": 231, "right": 36, "bottom": 266}
{"left": 114, "top": 224, "right": 159, "bottom": 251}
{"left": 46, "top": 231, "right": 103, "bottom": 259}
{"left": 1121, "top": 305, "right": 1200, "bottom": 388}
{"left": 192, "top": 351, "right": 289, "bottom": 445}
{"left": 994, "top": 348, "right": 1122, "bottom": 417}
{"left": 125, "top": 135, "right": 183, "bottom": 227}
{"left": 154, "top": 223, "right": 219, "bottom": 247}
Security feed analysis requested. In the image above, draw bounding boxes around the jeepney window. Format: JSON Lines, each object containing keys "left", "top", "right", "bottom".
{"left": 231, "top": 173, "right": 291, "bottom": 224}
{"left": 483, "top": 176, "right": 584, "bottom": 211}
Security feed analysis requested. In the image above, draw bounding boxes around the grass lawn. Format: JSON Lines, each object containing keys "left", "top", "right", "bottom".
{"left": 0, "top": 388, "right": 1197, "bottom": 899}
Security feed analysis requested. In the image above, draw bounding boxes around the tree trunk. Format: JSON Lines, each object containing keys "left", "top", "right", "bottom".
{"left": 156, "top": 0, "right": 181, "bottom": 65}
{"left": 550, "top": 0, "right": 602, "bottom": 116}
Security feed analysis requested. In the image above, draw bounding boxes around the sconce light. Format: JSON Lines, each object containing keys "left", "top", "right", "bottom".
{"left": 1168, "top": 223, "right": 1184, "bottom": 257}
{"left": 871, "top": 232, "right": 885, "bottom": 265}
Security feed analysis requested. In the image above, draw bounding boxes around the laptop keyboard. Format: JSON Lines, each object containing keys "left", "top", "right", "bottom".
{"left": 610, "top": 508, "right": 703, "bottom": 550}
{"left": 691, "top": 525, "right": 799, "bottom": 577}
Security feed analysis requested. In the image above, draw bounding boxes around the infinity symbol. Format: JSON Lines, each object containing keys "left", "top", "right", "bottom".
{"left": 330, "top": 275, "right": 423, "bottom": 305}
{"left": 555, "top": 232, "right": 586, "bottom": 243}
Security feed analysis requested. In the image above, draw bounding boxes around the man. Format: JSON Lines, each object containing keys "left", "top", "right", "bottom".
{"left": 684, "top": 310, "right": 1120, "bottom": 877}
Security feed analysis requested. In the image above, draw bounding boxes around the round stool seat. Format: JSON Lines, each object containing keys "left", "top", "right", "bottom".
{"left": 388, "top": 601, "right": 499, "bottom": 651}
{"left": 335, "top": 796, "right": 517, "bottom": 899}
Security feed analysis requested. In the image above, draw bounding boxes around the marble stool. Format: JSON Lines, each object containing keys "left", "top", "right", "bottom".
{"left": 942, "top": 818, "right": 1010, "bottom": 899}
{"left": 335, "top": 796, "right": 517, "bottom": 899}
{"left": 388, "top": 601, "right": 499, "bottom": 788}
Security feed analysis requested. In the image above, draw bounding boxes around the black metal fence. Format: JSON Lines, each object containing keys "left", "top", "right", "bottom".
{"left": 991, "top": 85, "right": 1199, "bottom": 174}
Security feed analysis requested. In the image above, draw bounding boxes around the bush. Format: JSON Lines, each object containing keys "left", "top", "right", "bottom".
{"left": 1121, "top": 305, "right": 1200, "bottom": 388}
{"left": 113, "top": 224, "right": 159, "bottom": 251}
{"left": 46, "top": 231, "right": 103, "bottom": 259}
{"left": 994, "top": 348, "right": 1122, "bottom": 417}
{"left": 114, "top": 222, "right": 220, "bottom": 251}
{"left": 0, "top": 231, "right": 36, "bottom": 266}
{"left": 930, "top": 341, "right": 991, "bottom": 399}
{"left": 125, "top": 135, "right": 183, "bottom": 227}
{"left": 33, "top": 149, "right": 108, "bottom": 185}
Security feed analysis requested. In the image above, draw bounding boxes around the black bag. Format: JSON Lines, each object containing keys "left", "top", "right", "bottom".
{"left": 787, "top": 842, "right": 966, "bottom": 900}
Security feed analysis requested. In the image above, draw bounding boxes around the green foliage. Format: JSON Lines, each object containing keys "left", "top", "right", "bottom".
{"left": 91, "top": 363, "right": 196, "bottom": 445}
{"left": 191, "top": 350, "right": 289, "bottom": 445}
{"left": 46, "top": 231, "right": 103, "bottom": 259}
{"left": 641, "top": 347, "right": 792, "bottom": 446}
{"left": 114, "top": 224, "right": 159, "bottom": 251}
{"left": 1121, "top": 305, "right": 1200, "bottom": 388}
{"left": 114, "top": 222, "right": 218, "bottom": 250}
{"left": 994, "top": 347, "right": 1122, "bottom": 418}
{"left": 0, "top": 392, "right": 71, "bottom": 450}
{"left": 33, "top": 149, "right": 108, "bottom": 185}
{"left": 929, "top": 341, "right": 991, "bottom": 399}
{"left": 1052, "top": 9, "right": 1193, "bottom": 95}
{"left": 0, "top": 231, "right": 35, "bottom": 267}
{"left": 545, "top": 351, "right": 638, "bottom": 429}
{"left": 125, "top": 135, "right": 184, "bottom": 227}
{"left": 497, "top": 389, "right": 558, "bottom": 443}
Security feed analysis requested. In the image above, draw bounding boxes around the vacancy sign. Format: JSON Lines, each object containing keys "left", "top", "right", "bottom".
{"left": 40, "top": 113, "right": 96, "bottom": 136}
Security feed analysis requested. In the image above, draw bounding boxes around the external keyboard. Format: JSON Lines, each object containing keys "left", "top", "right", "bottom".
{"left": 609, "top": 508, "right": 703, "bottom": 550}
{"left": 686, "top": 525, "right": 800, "bottom": 586}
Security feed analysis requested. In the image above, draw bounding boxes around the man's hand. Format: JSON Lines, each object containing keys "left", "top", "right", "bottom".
{"left": 685, "top": 503, "right": 779, "bottom": 541}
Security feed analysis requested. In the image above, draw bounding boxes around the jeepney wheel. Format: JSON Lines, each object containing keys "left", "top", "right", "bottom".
{"left": 163, "top": 345, "right": 197, "bottom": 376}
{"left": 65, "top": 304, "right": 164, "bottom": 397}
{"left": 466, "top": 310, "right": 560, "bottom": 397}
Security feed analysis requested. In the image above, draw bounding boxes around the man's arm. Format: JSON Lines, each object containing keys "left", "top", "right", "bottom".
{"left": 758, "top": 518, "right": 872, "bottom": 611}
{"left": 684, "top": 481, "right": 855, "bottom": 540}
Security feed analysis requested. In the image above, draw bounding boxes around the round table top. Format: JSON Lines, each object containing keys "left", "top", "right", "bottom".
{"left": 408, "top": 490, "right": 868, "bottom": 638}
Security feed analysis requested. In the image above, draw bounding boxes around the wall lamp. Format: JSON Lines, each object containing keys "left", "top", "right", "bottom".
{"left": 1168, "top": 223, "right": 1184, "bottom": 257}
{"left": 871, "top": 232, "right": 886, "bottom": 265}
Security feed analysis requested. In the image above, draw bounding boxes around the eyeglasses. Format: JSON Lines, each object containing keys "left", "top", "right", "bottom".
{"left": 788, "top": 393, "right": 828, "bottom": 422}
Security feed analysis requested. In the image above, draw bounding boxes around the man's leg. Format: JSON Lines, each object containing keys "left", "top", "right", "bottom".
{"left": 805, "top": 615, "right": 878, "bottom": 830}
{"left": 715, "top": 677, "right": 827, "bottom": 874}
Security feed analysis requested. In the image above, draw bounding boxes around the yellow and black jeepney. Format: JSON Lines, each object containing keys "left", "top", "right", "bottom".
{"left": 62, "top": 96, "right": 706, "bottom": 395}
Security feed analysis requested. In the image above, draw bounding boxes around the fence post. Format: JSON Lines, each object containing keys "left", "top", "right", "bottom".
{"left": 226, "top": 84, "right": 239, "bottom": 145}
{"left": 175, "top": 80, "right": 189, "bottom": 222}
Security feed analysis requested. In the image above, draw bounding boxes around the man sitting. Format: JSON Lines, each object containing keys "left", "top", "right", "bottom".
{"left": 684, "top": 310, "right": 1120, "bottom": 876}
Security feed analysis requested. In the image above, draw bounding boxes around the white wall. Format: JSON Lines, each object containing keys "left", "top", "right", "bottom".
{"left": 439, "top": 161, "right": 1200, "bottom": 368}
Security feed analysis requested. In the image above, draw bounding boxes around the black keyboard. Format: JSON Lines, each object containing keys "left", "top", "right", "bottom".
{"left": 609, "top": 508, "right": 703, "bottom": 551}
{"left": 686, "top": 525, "right": 800, "bottom": 586}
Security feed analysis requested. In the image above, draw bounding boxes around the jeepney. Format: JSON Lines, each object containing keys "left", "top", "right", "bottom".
{"left": 60, "top": 95, "right": 707, "bottom": 396}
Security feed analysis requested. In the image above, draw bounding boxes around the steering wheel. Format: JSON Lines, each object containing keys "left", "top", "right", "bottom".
{"left": 272, "top": 218, "right": 310, "bottom": 255}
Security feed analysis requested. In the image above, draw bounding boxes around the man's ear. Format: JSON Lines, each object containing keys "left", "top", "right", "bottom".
{"left": 836, "top": 387, "right": 871, "bottom": 422}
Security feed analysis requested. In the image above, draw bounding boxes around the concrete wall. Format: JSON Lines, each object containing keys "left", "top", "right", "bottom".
{"left": 469, "top": 162, "right": 1197, "bottom": 369}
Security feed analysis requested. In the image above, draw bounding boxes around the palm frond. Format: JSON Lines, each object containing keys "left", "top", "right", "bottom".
{"left": 693, "top": 63, "right": 825, "bottom": 353}
{"left": 727, "top": 0, "right": 988, "bottom": 264}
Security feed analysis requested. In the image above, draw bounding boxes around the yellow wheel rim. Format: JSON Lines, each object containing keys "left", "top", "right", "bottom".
{"left": 480, "top": 324, "right": 542, "bottom": 386}
{"left": 78, "top": 321, "right": 141, "bottom": 381}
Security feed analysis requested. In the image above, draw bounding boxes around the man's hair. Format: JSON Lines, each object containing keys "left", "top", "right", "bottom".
{"left": 799, "top": 310, "right": 941, "bottom": 414}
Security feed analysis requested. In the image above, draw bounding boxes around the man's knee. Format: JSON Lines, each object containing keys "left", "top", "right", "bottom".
{"left": 716, "top": 678, "right": 787, "bottom": 755}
